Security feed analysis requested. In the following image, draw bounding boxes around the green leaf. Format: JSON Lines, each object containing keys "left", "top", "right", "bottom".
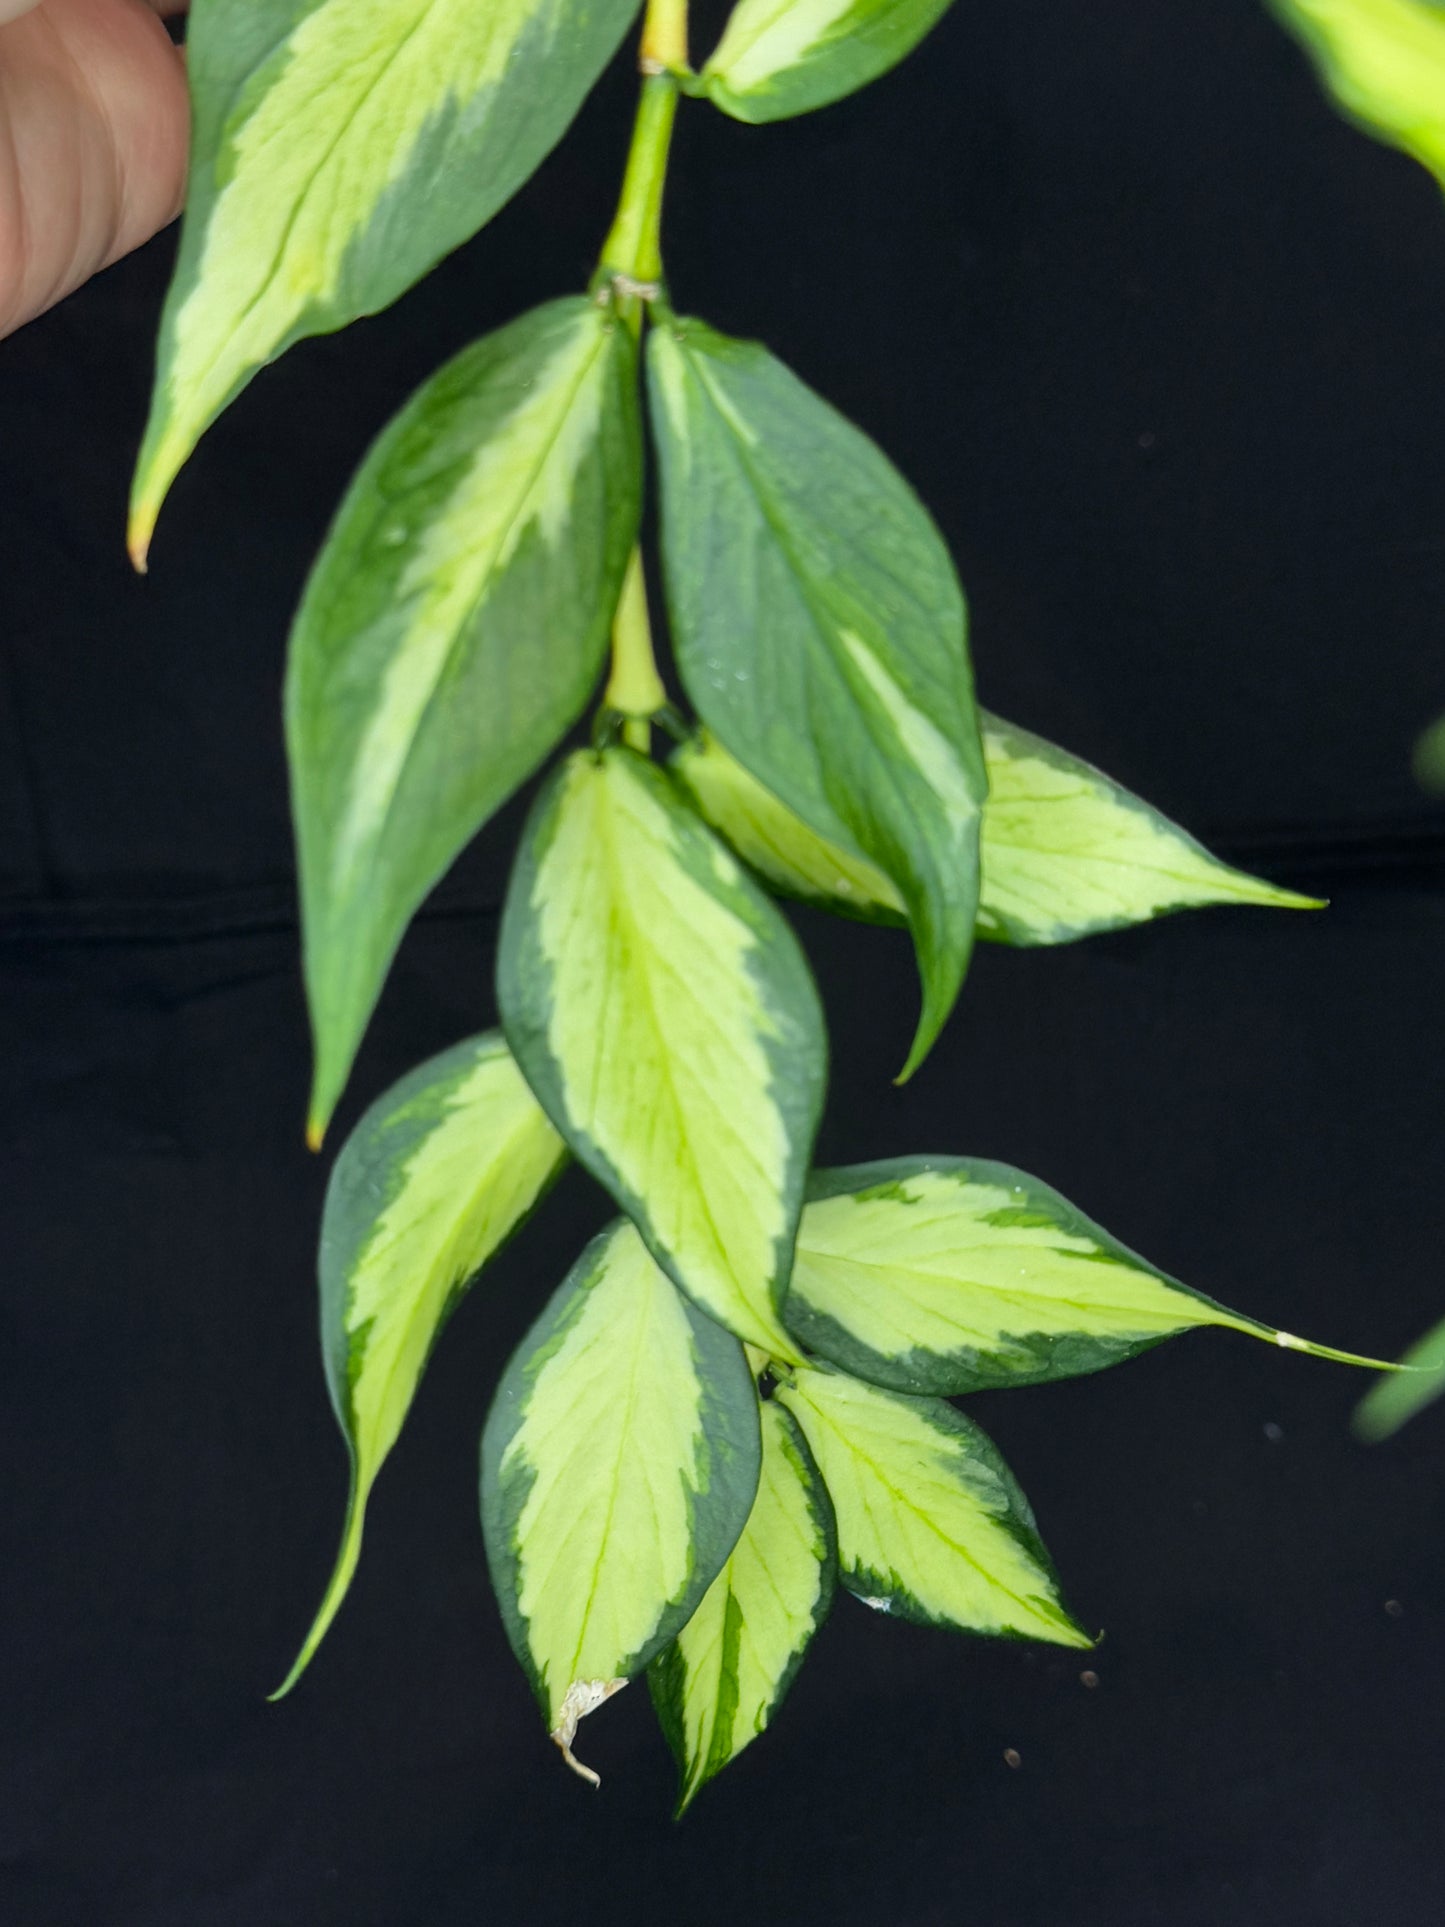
{"left": 1267, "top": 0, "right": 1445, "bottom": 199}
{"left": 481, "top": 1219, "right": 761, "bottom": 1783}
{"left": 672, "top": 719, "right": 1319, "bottom": 945}
{"left": 785, "top": 1158, "right": 1394, "bottom": 1395}
{"left": 273, "top": 1032, "right": 565, "bottom": 1699}
{"left": 672, "top": 729, "right": 907, "bottom": 927}
{"left": 497, "top": 747, "right": 826, "bottom": 1358}
{"left": 974, "top": 716, "right": 1323, "bottom": 945}
{"left": 287, "top": 298, "right": 642, "bottom": 1140}
{"left": 129, "top": 0, "right": 641, "bottom": 556}
{"left": 700, "top": 0, "right": 955, "bottom": 123}
{"left": 649, "top": 318, "right": 985, "bottom": 1079}
{"left": 1355, "top": 1313, "right": 1445, "bottom": 1439}
{"left": 649, "top": 1397, "right": 835, "bottom": 1812}
{"left": 776, "top": 1364, "right": 1090, "bottom": 1645}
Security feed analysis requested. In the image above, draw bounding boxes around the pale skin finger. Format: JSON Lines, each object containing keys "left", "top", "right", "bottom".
{"left": 0, "top": 0, "right": 190, "bottom": 338}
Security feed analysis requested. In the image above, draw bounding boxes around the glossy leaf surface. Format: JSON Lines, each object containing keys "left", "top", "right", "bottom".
{"left": 701, "top": 0, "right": 955, "bottom": 123}
{"left": 131, "top": 0, "right": 640, "bottom": 553}
{"left": 275, "top": 1033, "right": 565, "bottom": 1697}
{"left": 974, "top": 716, "right": 1322, "bottom": 945}
{"left": 783, "top": 1158, "right": 1391, "bottom": 1396}
{"left": 777, "top": 1365, "right": 1090, "bottom": 1645}
{"left": 481, "top": 1220, "right": 761, "bottom": 1780}
{"left": 649, "top": 318, "right": 984, "bottom": 1077}
{"left": 288, "top": 299, "right": 641, "bottom": 1138}
{"left": 674, "top": 720, "right": 1318, "bottom": 945}
{"left": 649, "top": 1397, "right": 835, "bottom": 1811}
{"left": 499, "top": 748, "right": 825, "bottom": 1356}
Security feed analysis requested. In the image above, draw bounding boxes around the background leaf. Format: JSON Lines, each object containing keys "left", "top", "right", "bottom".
{"left": 785, "top": 1158, "right": 1389, "bottom": 1395}
{"left": 497, "top": 747, "right": 826, "bottom": 1358}
{"left": 673, "top": 720, "right": 1318, "bottom": 943}
{"left": 701, "top": 0, "right": 956, "bottom": 124}
{"left": 274, "top": 1033, "right": 565, "bottom": 1698}
{"left": 481, "top": 1220, "right": 761, "bottom": 1782}
{"left": 649, "top": 1397, "right": 835, "bottom": 1812}
{"left": 649, "top": 317, "right": 985, "bottom": 1078}
{"left": 777, "top": 1365, "right": 1090, "bottom": 1645}
{"left": 287, "top": 299, "right": 641, "bottom": 1139}
{"left": 130, "top": 0, "right": 641, "bottom": 553}
{"left": 1355, "top": 1312, "right": 1445, "bottom": 1439}
{"left": 1267, "top": 0, "right": 1445, "bottom": 199}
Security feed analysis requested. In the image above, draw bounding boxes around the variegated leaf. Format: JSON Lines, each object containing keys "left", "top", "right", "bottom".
{"left": 497, "top": 747, "right": 826, "bottom": 1358}
{"left": 672, "top": 729, "right": 907, "bottom": 928}
{"left": 649, "top": 318, "right": 985, "bottom": 1079}
{"left": 785, "top": 1158, "right": 1395, "bottom": 1396}
{"left": 701, "top": 0, "right": 955, "bottom": 124}
{"left": 287, "top": 299, "right": 641, "bottom": 1140}
{"left": 1267, "top": 0, "right": 1445, "bottom": 198}
{"left": 672, "top": 720, "right": 1318, "bottom": 946}
{"left": 274, "top": 1032, "right": 565, "bottom": 1699}
{"left": 777, "top": 1364, "right": 1090, "bottom": 1645}
{"left": 975, "top": 716, "right": 1322, "bottom": 945}
{"left": 649, "top": 1396, "right": 835, "bottom": 1811}
{"left": 130, "top": 0, "right": 641, "bottom": 556}
{"left": 481, "top": 1220, "right": 761, "bottom": 1783}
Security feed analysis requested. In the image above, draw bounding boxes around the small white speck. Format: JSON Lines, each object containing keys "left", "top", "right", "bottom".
{"left": 1263, "top": 1422, "right": 1284, "bottom": 1442}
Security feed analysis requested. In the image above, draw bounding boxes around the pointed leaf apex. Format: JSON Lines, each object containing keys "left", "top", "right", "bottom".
{"left": 305, "top": 1115, "right": 326, "bottom": 1154}
{"left": 1273, "top": 1329, "right": 1403, "bottom": 1372}
{"left": 268, "top": 1493, "right": 367, "bottom": 1699}
{"left": 127, "top": 510, "right": 155, "bottom": 576}
{"left": 895, "top": 1000, "right": 945, "bottom": 1085}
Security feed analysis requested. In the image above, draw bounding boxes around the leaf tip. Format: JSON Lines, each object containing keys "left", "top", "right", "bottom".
{"left": 1260, "top": 883, "right": 1328, "bottom": 912}
{"left": 550, "top": 1678, "right": 628, "bottom": 1789}
{"left": 126, "top": 511, "right": 154, "bottom": 576}
{"left": 267, "top": 1625, "right": 327, "bottom": 1703}
{"left": 893, "top": 1033, "right": 929, "bottom": 1087}
{"left": 306, "top": 1116, "right": 326, "bottom": 1154}
{"left": 1274, "top": 1329, "right": 1401, "bottom": 1372}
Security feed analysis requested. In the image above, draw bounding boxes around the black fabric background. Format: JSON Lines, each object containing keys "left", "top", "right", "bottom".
{"left": 4, "top": 2, "right": 1445, "bottom": 1921}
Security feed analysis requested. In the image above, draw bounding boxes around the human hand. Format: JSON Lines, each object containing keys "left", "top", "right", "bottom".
{"left": 0, "top": 0, "right": 188, "bottom": 338}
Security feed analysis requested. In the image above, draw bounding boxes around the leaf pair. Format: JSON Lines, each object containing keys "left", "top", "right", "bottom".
{"left": 132, "top": 0, "right": 966, "bottom": 565}
{"left": 481, "top": 1220, "right": 1088, "bottom": 1798}
{"left": 287, "top": 296, "right": 989, "bottom": 1145}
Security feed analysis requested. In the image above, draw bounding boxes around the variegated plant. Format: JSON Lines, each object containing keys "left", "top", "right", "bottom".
{"left": 134, "top": 0, "right": 1400, "bottom": 1804}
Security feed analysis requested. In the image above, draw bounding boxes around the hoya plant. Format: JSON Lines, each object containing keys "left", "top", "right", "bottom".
{"left": 131, "top": 0, "right": 1397, "bottom": 1803}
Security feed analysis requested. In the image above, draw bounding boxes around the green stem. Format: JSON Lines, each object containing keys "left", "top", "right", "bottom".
{"left": 604, "top": 547, "right": 667, "bottom": 750}
{"left": 598, "top": 0, "right": 688, "bottom": 306}
{"left": 596, "top": 0, "right": 688, "bottom": 743}
{"left": 597, "top": 75, "right": 679, "bottom": 303}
